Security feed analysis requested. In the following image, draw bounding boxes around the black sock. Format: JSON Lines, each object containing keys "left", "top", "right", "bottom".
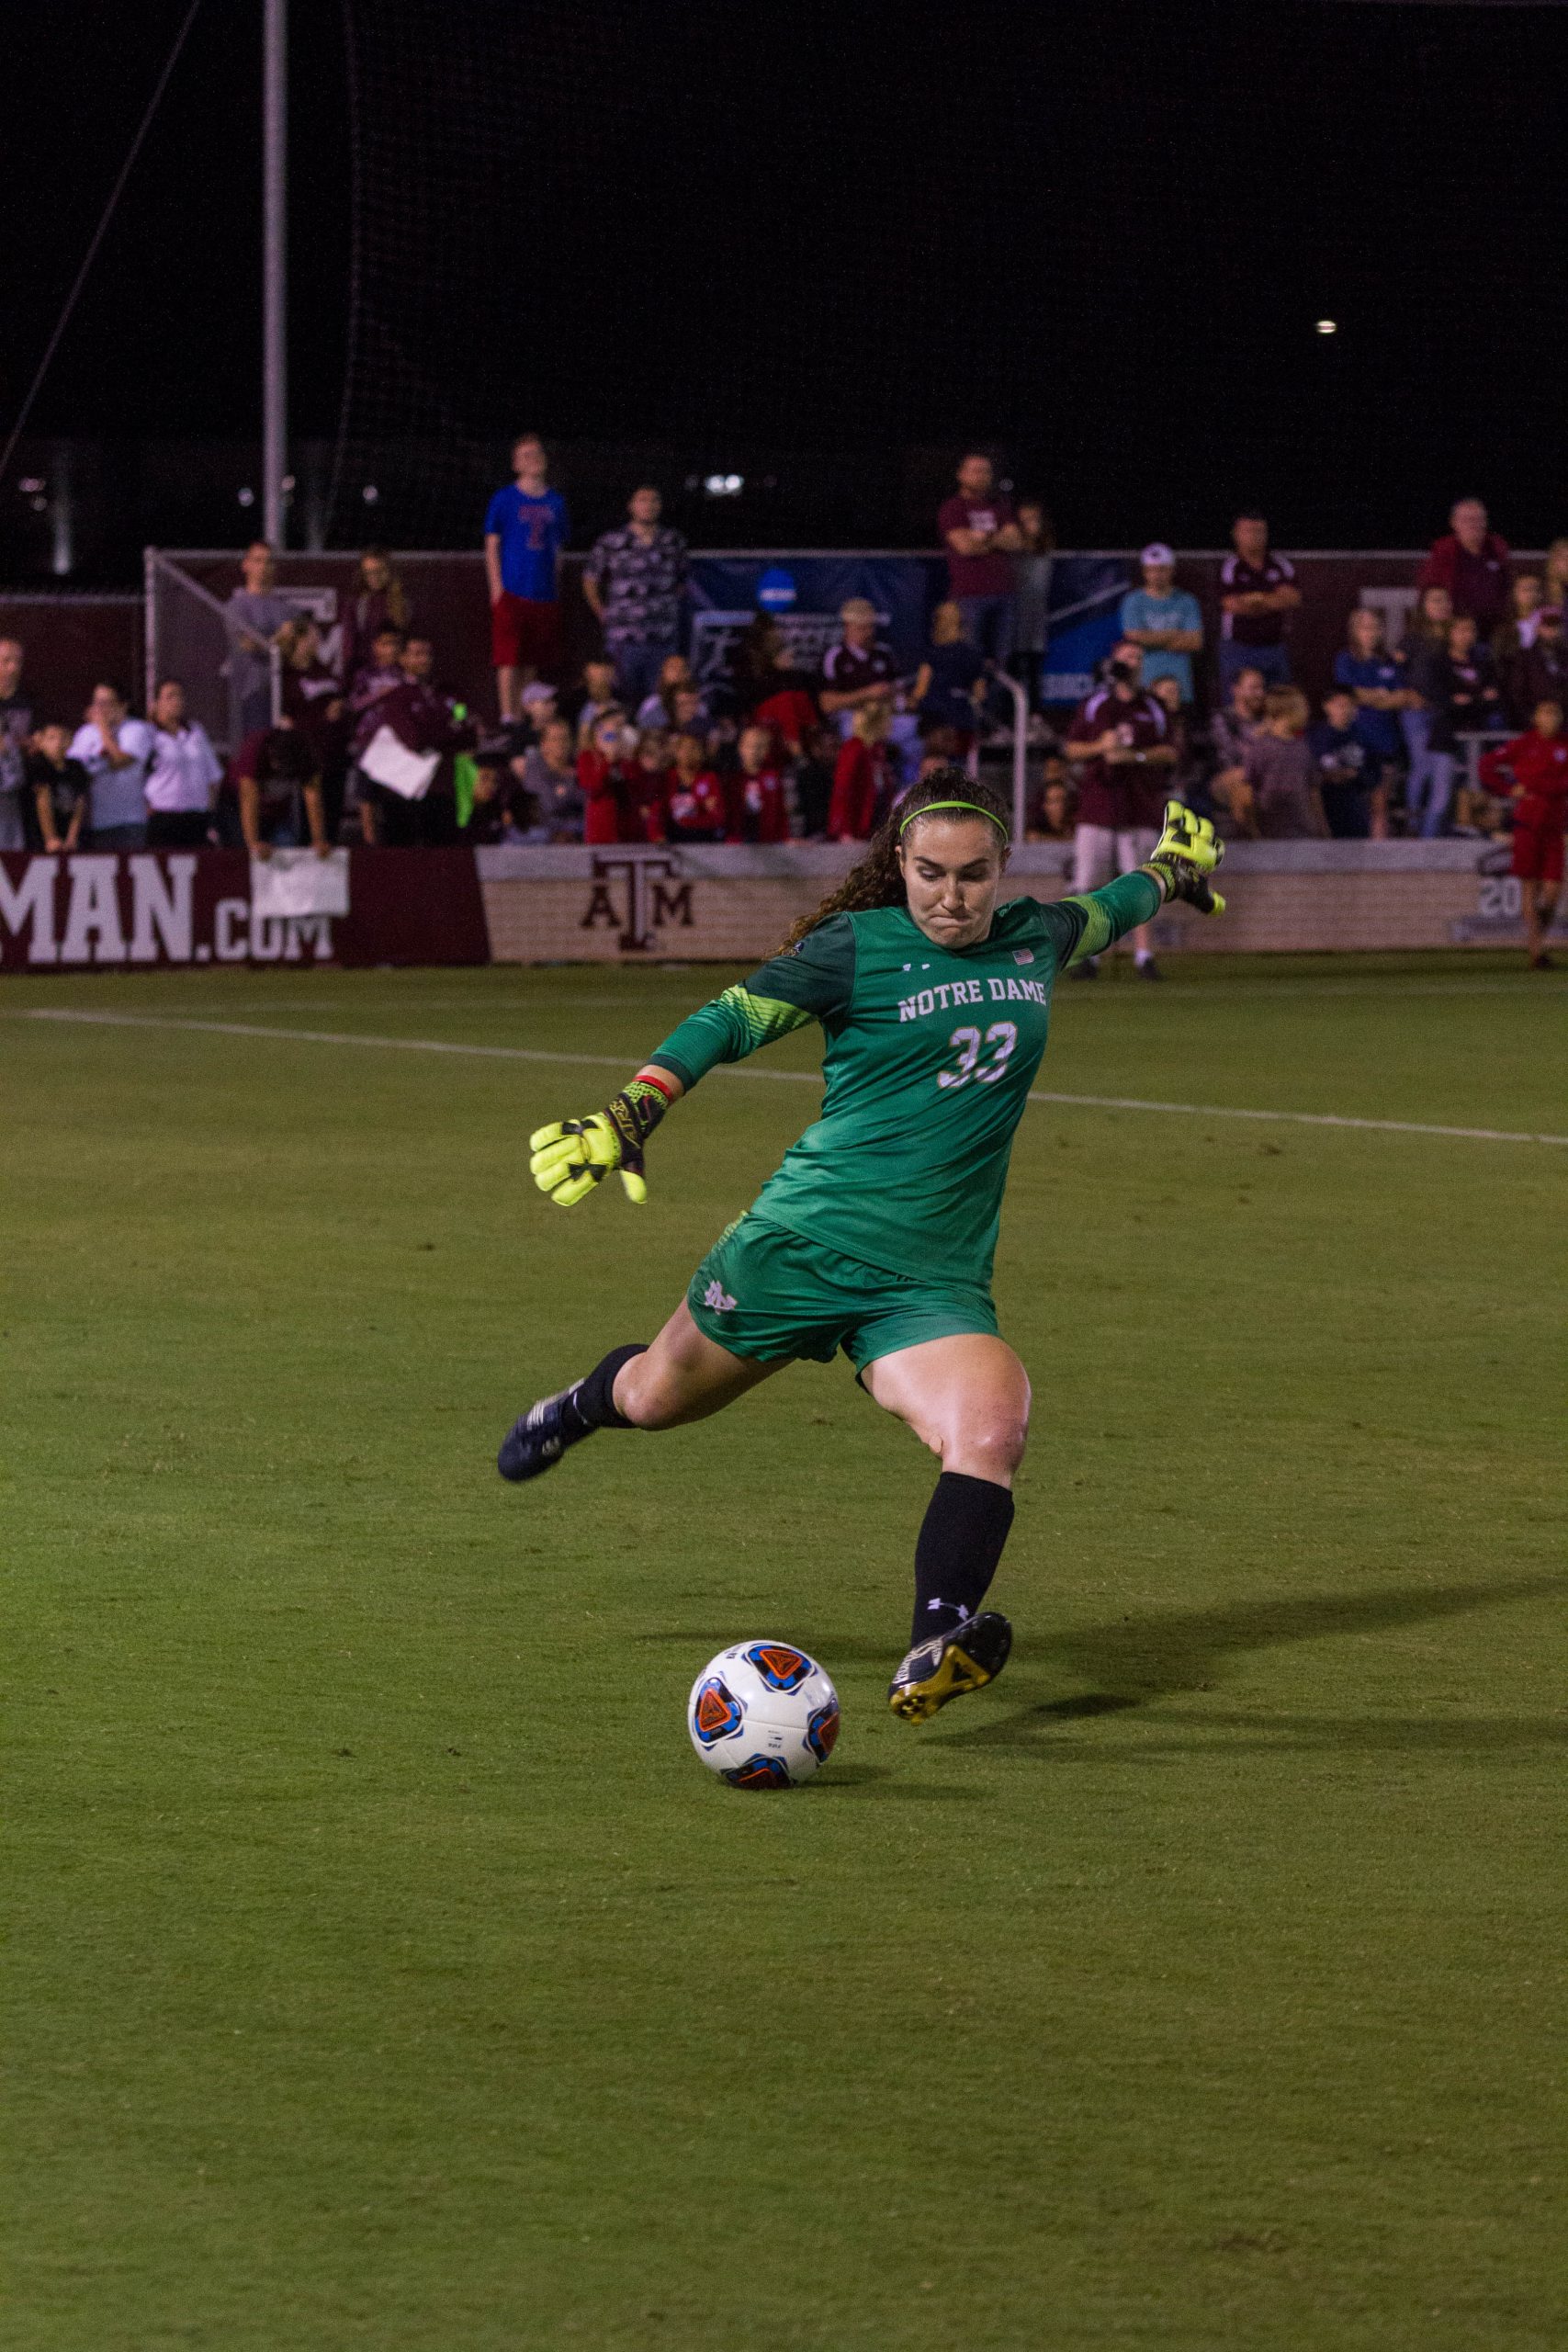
{"left": 911, "top": 1472, "right": 1016, "bottom": 1648}
{"left": 559, "top": 1344, "right": 647, "bottom": 1442}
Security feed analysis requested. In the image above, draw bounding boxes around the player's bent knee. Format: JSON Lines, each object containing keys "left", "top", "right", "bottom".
{"left": 943, "top": 1418, "right": 1029, "bottom": 1481}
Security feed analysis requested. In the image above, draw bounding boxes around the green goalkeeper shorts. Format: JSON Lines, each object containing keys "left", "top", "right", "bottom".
{"left": 686, "top": 1213, "right": 999, "bottom": 1373}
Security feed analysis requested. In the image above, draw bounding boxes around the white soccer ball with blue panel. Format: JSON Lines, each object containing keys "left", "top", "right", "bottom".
{"left": 686, "top": 1640, "right": 840, "bottom": 1788}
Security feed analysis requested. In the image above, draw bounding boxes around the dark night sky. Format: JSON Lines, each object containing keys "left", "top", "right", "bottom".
{"left": 6, "top": 0, "right": 1568, "bottom": 551}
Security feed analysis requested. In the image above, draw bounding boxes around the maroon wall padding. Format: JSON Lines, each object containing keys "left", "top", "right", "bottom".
{"left": 0, "top": 847, "right": 490, "bottom": 972}
{"left": 334, "top": 848, "right": 490, "bottom": 966}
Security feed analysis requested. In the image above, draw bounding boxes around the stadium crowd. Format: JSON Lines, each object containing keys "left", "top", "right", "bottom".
{"left": 2, "top": 454, "right": 1565, "bottom": 954}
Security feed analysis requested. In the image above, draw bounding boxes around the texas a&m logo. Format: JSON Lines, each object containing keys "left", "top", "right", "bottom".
{"left": 581, "top": 852, "right": 694, "bottom": 952}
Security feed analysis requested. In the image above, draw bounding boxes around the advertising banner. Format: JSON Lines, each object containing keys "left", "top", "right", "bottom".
{"left": 687, "top": 554, "right": 946, "bottom": 688}
{"left": 1041, "top": 557, "right": 1135, "bottom": 707}
{"left": 0, "top": 847, "right": 490, "bottom": 972}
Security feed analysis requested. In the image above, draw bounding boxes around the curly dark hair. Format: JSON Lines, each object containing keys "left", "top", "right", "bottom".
{"left": 781, "top": 764, "right": 1010, "bottom": 949}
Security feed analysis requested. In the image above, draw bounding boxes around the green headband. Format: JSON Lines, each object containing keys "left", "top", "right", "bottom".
{"left": 898, "top": 798, "right": 1010, "bottom": 837}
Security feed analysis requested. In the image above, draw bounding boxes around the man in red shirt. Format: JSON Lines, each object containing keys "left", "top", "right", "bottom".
{"left": 1217, "top": 511, "right": 1300, "bottom": 695}
{"left": 1480, "top": 696, "right": 1568, "bottom": 967}
{"left": 938, "top": 452, "right": 1023, "bottom": 665}
{"left": 1418, "top": 498, "right": 1511, "bottom": 637}
{"left": 1065, "top": 642, "right": 1177, "bottom": 978}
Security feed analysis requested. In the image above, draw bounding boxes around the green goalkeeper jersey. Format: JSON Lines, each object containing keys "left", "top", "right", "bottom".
{"left": 650, "top": 871, "right": 1160, "bottom": 1290}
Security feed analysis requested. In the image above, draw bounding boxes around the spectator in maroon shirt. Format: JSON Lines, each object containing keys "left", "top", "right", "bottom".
{"left": 819, "top": 599, "right": 898, "bottom": 728}
{"left": 359, "top": 633, "right": 478, "bottom": 847}
{"left": 1217, "top": 512, "right": 1300, "bottom": 695}
{"left": 1417, "top": 499, "right": 1511, "bottom": 636}
{"left": 348, "top": 625, "right": 406, "bottom": 742}
{"left": 234, "top": 718, "right": 329, "bottom": 861}
{"left": 341, "top": 548, "right": 411, "bottom": 687}
{"left": 1064, "top": 642, "right": 1176, "bottom": 976}
{"left": 938, "top": 452, "right": 1023, "bottom": 665}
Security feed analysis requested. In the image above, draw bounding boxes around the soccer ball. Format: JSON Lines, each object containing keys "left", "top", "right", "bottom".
{"left": 687, "top": 1641, "right": 840, "bottom": 1789}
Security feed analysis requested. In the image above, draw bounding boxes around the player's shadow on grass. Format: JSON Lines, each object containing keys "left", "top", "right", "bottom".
{"left": 931, "top": 1571, "right": 1566, "bottom": 1752}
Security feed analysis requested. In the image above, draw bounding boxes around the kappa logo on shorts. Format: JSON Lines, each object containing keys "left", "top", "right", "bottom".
{"left": 703, "top": 1279, "right": 737, "bottom": 1313}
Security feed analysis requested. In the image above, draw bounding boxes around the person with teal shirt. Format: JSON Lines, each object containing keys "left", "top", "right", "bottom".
{"left": 1119, "top": 543, "right": 1204, "bottom": 704}
{"left": 497, "top": 767, "right": 1225, "bottom": 1727}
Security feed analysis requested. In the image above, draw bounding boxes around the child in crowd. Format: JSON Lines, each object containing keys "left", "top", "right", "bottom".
{"left": 1241, "top": 686, "right": 1328, "bottom": 838}
{"left": 662, "top": 729, "right": 727, "bottom": 842}
{"left": 828, "top": 697, "right": 897, "bottom": 841}
{"left": 1480, "top": 698, "right": 1568, "bottom": 967}
{"left": 28, "top": 721, "right": 92, "bottom": 853}
{"left": 667, "top": 684, "right": 709, "bottom": 749}
{"left": 729, "top": 722, "right": 790, "bottom": 842}
{"left": 792, "top": 722, "right": 837, "bottom": 840}
{"left": 346, "top": 626, "right": 407, "bottom": 804}
{"left": 1307, "top": 688, "right": 1377, "bottom": 838}
{"left": 629, "top": 726, "right": 672, "bottom": 841}
{"left": 571, "top": 658, "right": 621, "bottom": 747}
{"left": 635, "top": 654, "right": 704, "bottom": 734}
{"left": 517, "top": 715, "right": 583, "bottom": 840}
{"left": 578, "top": 713, "right": 641, "bottom": 845}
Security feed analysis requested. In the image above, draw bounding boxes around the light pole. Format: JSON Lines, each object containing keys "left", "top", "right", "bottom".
{"left": 262, "top": 0, "right": 287, "bottom": 548}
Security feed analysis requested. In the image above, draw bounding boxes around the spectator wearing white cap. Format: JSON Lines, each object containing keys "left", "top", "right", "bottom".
{"left": 819, "top": 598, "right": 897, "bottom": 731}
{"left": 1119, "top": 545, "right": 1204, "bottom": 707}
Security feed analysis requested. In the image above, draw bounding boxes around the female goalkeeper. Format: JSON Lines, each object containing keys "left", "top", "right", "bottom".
{"left": 500, "top": 772, "right": 1224, "bottom": 1721}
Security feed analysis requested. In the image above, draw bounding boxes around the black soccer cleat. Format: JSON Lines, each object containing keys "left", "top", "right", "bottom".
{"left": 496, "top": 1384, "right": 581, "bottom": 1483}
{"left": 887, "top": 1610, "right": 1013, "bottom": 1723}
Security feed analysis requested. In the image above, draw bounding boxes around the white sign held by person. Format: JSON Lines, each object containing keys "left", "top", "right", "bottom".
{"left": 250, "top": 848, "right": 350, "bottom": 921}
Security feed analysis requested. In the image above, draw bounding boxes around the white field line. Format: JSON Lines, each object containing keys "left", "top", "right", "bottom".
{"left": 30, "top": 974, "right": 1566, "bottom": 1016}
{"left": 17, "top": 1007, "right": 1568, "bottom": 1149}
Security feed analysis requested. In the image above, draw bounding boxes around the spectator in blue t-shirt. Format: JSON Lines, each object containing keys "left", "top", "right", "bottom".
{"left": 1308, "top": 688, "right": 1378, "bottom": 839}
{"left": 1118, "top": 544, "right": 1204, "bottom": 706}
{"left": 483, "top": 435, "right": 570, "bottom": 718}
{"left": 1332, "top": 606, "right": 1413, "bottom": 781}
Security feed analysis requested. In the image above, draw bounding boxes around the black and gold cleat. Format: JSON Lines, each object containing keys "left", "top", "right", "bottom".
{"left": 887, "top": 1611, "right": 1013, "bottom": 1723}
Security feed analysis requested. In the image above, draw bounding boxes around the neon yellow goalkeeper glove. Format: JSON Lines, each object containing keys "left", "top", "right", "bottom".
{"left": 529, "top": 1081, "right": 670, "bottom": 1207}
{"left": 1145, "top": 799, "right": 1226, "bottom": 915}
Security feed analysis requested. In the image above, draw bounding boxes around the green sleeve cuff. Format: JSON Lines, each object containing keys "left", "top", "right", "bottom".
{"left": 1060, "top": 868, "right": 1163, "bottom": 965}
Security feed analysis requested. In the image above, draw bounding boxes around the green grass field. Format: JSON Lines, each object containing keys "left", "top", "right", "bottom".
{"left": 6, "top": 951, "right": 1567, "bottom": 2351}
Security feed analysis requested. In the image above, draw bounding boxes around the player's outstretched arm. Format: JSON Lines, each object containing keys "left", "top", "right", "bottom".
{"left": 1047, "top": 800, "right": 1224, "bottom": 967}
{"left": 530, "top": 1073, "right": 680, "bottom": 1208}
